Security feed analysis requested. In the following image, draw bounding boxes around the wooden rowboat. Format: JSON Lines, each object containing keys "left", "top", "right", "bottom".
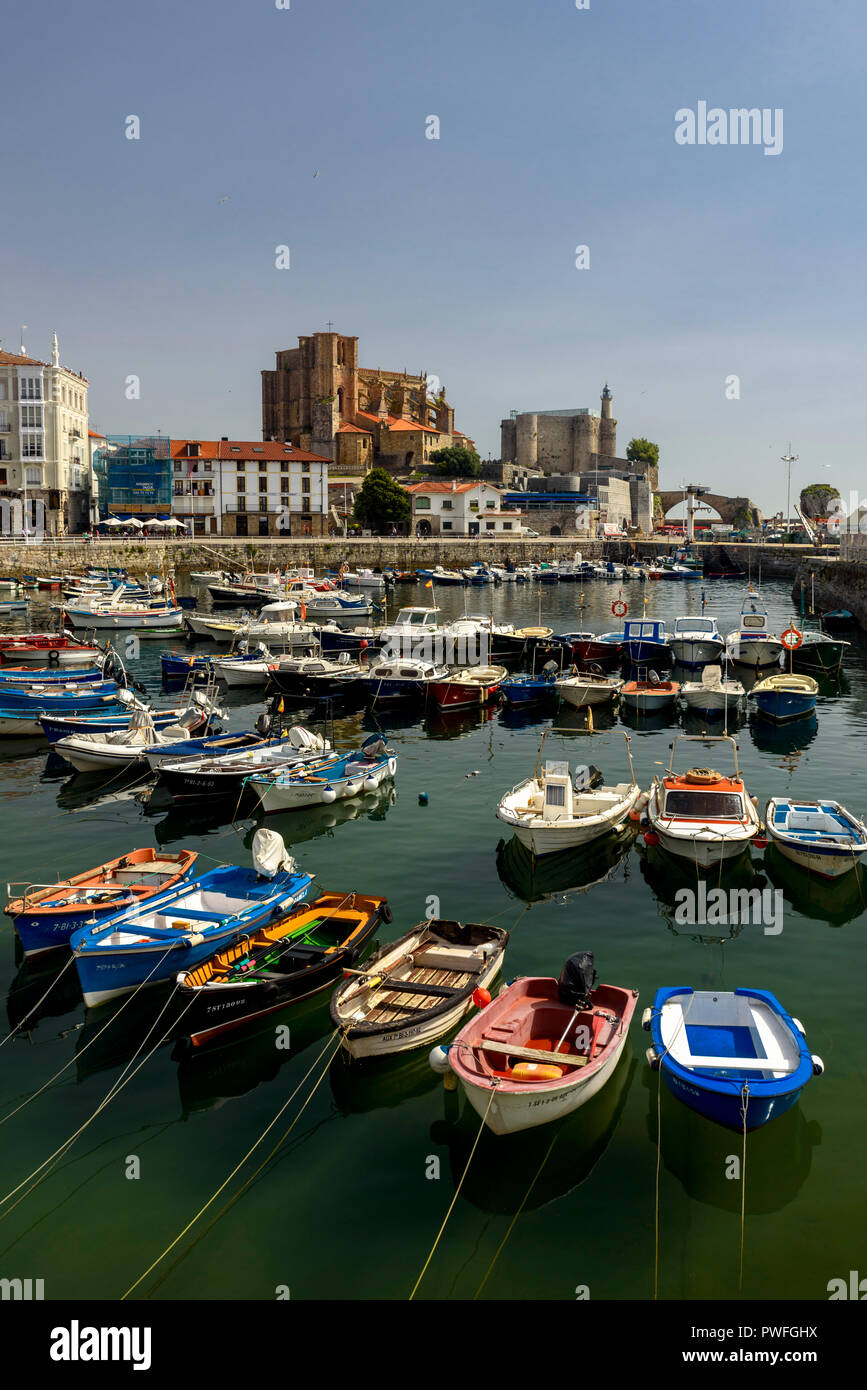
{"left": 330, "top": 918, "right": 509, "bottom": 1059}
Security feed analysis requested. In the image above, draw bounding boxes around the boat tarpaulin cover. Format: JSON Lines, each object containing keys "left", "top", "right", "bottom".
{"left": 558, "top": 951, "right": 597, "bottom": 1008}
{"left": 252, "top": 828, "right": 295, "bottom": 879}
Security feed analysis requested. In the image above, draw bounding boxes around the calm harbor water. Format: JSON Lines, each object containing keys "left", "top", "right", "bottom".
{"left": 0, "top": 575, "right": 864, "bottom": 1302}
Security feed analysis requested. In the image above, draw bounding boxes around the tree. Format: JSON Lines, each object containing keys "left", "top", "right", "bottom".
{"left": 626, "top": 438, "right": 660, "bottom": 468}
{"left": 429, "top": 446, "right": 481, "bottom": 478}
{"left": 800, "top": 482, "right": 840, "bottom": 519}
{"left": 353, "top": 468, "right": 410, "bottom": 533}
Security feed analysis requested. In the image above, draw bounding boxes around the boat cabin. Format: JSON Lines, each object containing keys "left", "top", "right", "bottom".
{"left": 672, "top": 616, "right": 719, "bottom": 636}
{"left": 530, "top": 761, "right": 607, "bottom": 821}
{"left": 624, "top": 620, "right": 665, "bottom": 642}
{"left": 391, "top": 607, "right": 443, "bottom": 629}
{"left": 367, "top": 658, "right": 442, "bottom": 680}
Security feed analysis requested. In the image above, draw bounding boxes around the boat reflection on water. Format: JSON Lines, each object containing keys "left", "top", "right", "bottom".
{"left": 762, "top": 841, "right": 867, "bottom": 928}
{"left": 53, "top": 765, "right": 152, "bottom": 813}
{"left": 174, "top": 993, "right": 332, "bottom": 1117}
{"left": 497, "top": 704, "right": 554, "bottom": 732}
{"left": 75, "top": 983, "right": 184, "bottom": 1084}
{"left": 429, "top": 1046, "right": 635, "bottom": 1218}
{"left": 638, "top": 841, "right": 765, "bottom": 941}
{"left": 680, "top": 706, "right": 746, "bottom": 738}
{"left": 553, "top": 704, "right": 618, "bottom": 735}
{"left": 150, "top": 781, "right": 396, "bottom": 846}
{"left": 329, "top": 1043, "right": 442, "bottom": 1116}
{"left": 618, "top": 703, "right": 678, "bottom": 734}
{"left": 423, "top": 705, "right": 497, "bottom": 741}
{"left": 6, "top": 949, "right": 83, "bottom": 1035}
{"left": 496, "top": 828, "right": 636, "bottom": 905}
{"left": 644, "top": 1071, "right": 821, "bottom": 1214}
{"left": 748, "top": 710, "right": 818, "bottom": 756}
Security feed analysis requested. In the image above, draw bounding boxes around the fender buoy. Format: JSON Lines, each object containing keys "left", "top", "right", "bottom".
{"left": 472, "top": 987, "right": 492, "bottom": 1010}
{"left": 612, "top": 599, "right": 628, "bottom": 618}
{"left": 379, "top": 901, "right": 393, "bottom": 925}
{"left": 48, "top": 648, "right": 60, "bottom": 666}
{"left": 781, "top": 626, "right": 803, "bottom": 650}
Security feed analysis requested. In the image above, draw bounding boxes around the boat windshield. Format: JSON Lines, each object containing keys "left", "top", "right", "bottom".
{"left": 664, "top": 790, "right": 744, "bottom": 820}
{"left": 678, "top": 618, "right": 715, "bottom": 633}
{"left": 742, "top": 615, "right": 767, "bottom": 630}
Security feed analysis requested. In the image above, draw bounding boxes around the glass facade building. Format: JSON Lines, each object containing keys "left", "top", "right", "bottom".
{"left": 93, "top": 435, "right": 171, "bottom": 518}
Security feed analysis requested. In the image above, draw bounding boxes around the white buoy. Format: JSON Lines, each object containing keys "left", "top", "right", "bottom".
{"left": 428, "top": 1044, "right": 451, "bottom": 1074}
{"left": 322, "top": 786, "right": 337, "bottom": 803}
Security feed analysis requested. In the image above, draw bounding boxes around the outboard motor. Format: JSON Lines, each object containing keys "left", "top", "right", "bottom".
{"left": 573, "top": 764, "right": 604, "bottom": 792}
{"left": 254, "top": 712, "right": 273, "bottom": 737}
{"left": 557, "top": 952, "right": 597, "bottom": 1009}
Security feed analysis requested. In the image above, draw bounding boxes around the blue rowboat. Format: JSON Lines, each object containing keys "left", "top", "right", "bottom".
{"left": 748, "top": 672, "right": 818, "bottom": 723}
{"left": 0, "top": 680, "right": 121, "bottom": 710}
{"left": 644, "top": 986, "right": 823, "bottom": 1130}
{"left": 39, "top": 704, "right": 210, "bottom": 743}
{"left": 144, "top": 728, "right": 295, "bottom": 773}
{"left": 0, "top": 665, "right": 104, "bottom": 684}
{"left": 765, "top": 798, "right": 867, "bottom": 878}
{"left": 161, "top": 651, "right": 215, "bottom": 680}
{"left": 70, "top": 835, "right": 313, "bottom": 1007}
{"left": 499, "top": 666, "right": 560, "bottom": 707}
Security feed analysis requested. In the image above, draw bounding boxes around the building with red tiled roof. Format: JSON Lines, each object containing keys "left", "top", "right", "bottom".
{"left": 261, "top": 327, "right": 474, "bottom": 479}
{"left": 404, "top": 479, "right": 524, "bottom": 537}
{"left": 169, "top": 437, "right": 331, "bottom": 537}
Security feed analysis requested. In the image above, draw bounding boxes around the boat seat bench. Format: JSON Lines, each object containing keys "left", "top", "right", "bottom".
{"left": 477, "top": 1040, "right": 589, "bottom": 1068}
{"left": 680, "top": 1054, "right": 797, "bottom": 1072}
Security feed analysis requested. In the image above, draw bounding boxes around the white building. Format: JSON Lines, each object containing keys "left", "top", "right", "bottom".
{"left": 171, "top": 438, "right": 330, "bottom": 536}
{"left": 0, "top": 337, "right": 90, "bottom": 535}
{"left": 404, "top": 480, "right": 524, "bottom": 537}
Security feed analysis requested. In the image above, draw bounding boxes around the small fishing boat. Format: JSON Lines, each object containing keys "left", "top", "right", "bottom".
{"left": 644, "top": 987, "right": 824, "bottom": 1130}
{"left": 211, "top": 645, "right": 277, "bottom": 687}
{"left": 679, "top": 665, "right": 745, "bottom": 717}
{"left": 748, "top": 672, "right": 818, "bottom": 723}
{"left": 558, "top": 632, "right": 622, "bottom": 667}
{"left": 496, "top": 737, "right": 642, "bottom": 855}
{"left": 764, "top": 798, "right": 867, "bottom": 878}
{"left": 499, "top": 660, "right": 561, "bottom": 707}
{"left": 267, "top": 652, "right": 364, "bottom": 701}
{"left": 668, "top": 615, "right": 724, "bottom": 667}
{"left": 297, "top": 589, "right": 374, "bottom": 621}
{"left": 446, "top": 952, "right": 639, "bottom": 1135}
{"left": 554, "top": 668, "right": 623, "bottom": 709}
{"left": 646, "top": 733, "right": 760, "bottom": 865}
{"left": 176, "top": 890, "right": 390, "bottom": 1048}
{"left": 428, "top": 666, "right": 507, "bottom": 711}
{"left": 71, "top": 831, "right": 313, "bottom": 1007}
{"left": 820, "top": 609, "right": 855, "bottom": 632}
{"left": 251, "top": 735, "right": 396, "bottom": 813}
{"left": 620, "top": 671, "right": 679, "bottom": 712}
{"left": 788, "top": 631, "right": 849, "bottom": 676}
{"left": 157, "top": 726, "right": 331, "bottom": 801}
{"left": 331, "top": 918, "right": 508, "bottom": 1059}
{"left": 5, "top": 849, "right": 199, "bottom": 959}
{"left": 599, "top": 619, "right": 670, "bottom": 666}
{"left": 358, "top": 656, "right": 448, "bottom": 706}
{"left": 39, "top": 693, "right": 219, "bottom": 744}
{"left": 144, "top": 727, "right": 293, "bottom": 773}
{"left": 53, "top": 706, "right": 212, "bottom": 772}
{"left": 60, "top": 597, "right": 185, "bottom": 632}
{"left": 724, "top": 591, "right": 783, "bottom": 667}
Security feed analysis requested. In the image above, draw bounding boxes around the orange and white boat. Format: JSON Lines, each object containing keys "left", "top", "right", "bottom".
{"left": 620, "top": 671, "right": 679, "bottom": 712}
{"left": 646, "top": 734, "right": 760, "bottom": 866}
{"left": 5, "top": 848, "right": 199, "bottom": 958}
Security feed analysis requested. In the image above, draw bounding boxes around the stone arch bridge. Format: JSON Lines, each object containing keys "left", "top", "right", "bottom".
{"left": 656, "top": 492, "right": 762, "bottom": 527}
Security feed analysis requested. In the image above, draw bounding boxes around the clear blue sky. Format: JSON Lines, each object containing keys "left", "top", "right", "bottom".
{"left": 3, "top": 0, "right": 864, "bottom": 516}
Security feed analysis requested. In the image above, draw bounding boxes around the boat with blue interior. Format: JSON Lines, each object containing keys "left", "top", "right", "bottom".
{"left": 765, "top": 798, "right": 867, "bottom": 878}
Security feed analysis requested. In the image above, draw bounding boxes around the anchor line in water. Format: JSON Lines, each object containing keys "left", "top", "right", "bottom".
{"left": 0, "top": 976, "right": 192, "bottom": 1220}
{"left": 0, "top": 952, "right": 78, "bottom": 1053}
{"left": 473, "top": 1128, "right": 560, "bottom": 1300}
{"left": 122, "top": 1025, "right": 345, "bottom": 1301}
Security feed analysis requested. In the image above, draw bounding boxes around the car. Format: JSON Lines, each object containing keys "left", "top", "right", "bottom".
{"left": 523, "top": 527, "right": 540, "bottom": 537}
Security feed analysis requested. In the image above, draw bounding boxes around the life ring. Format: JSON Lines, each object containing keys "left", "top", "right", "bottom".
{"left": 48, "top": 648, "right": 60, "bottom": 666}
{"left": 684, "top": 767, "right": 722, "bottom": 784}
{"left": 781, "top": 627, "right": 803, "bottom": 650}
{"left": 612, "top": 599, "right": 628, "bottom": 618}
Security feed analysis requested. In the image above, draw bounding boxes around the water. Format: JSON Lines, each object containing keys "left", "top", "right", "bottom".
{"left": 0, "top": 574, "right": 864, "bottom": 1302}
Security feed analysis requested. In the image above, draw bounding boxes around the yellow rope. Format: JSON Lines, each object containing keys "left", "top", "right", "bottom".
{"left": 122, "top": 1027, "right": 343, "bottom": 1300}
{"left": 0, "top": 952, "right": 77, "bottom": 1052}
{"left": 409, "top": 1082, "right": 498, "bottom": 1300}
{"left": 473, "top": 1129, "right": 558, "bottom": 1300}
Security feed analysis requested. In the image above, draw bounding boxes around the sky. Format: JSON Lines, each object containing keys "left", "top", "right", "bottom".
{"left": 2, "top": 0, "right": 865, "bottom": 517}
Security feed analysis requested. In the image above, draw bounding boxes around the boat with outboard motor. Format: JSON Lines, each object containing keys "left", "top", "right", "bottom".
{"left": 156, "top": 726, "right": 332, "bottom": 801}
{"left": 679, "top": 665, "right": 745, "bottom": 717}
{"left": 554, "top": 668, "right": 623, "bottom": 709}
{"left": 249, "top": 734, "right": 396, "bottom": 813}
{"left": 446, "top": 951, "right": 639, "bottom": 1134}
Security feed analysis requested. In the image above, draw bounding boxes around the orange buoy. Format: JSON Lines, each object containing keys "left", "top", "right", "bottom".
{"left": 472, "top": 987, "right": 492, "bottom": 1010}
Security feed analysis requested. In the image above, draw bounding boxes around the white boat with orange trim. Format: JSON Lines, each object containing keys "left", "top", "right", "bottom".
{"left": 620, "top": 670, "right": 679, "bottom": 712}
{"left": 646, "top": 733, "right": 760, "bottom": 866}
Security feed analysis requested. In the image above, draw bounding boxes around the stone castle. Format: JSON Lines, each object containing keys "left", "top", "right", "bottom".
{"left": 500, "top": 386, "right": 658, "bottom": 490}
{"left": 261, "top": 330, "right": 473, "bottom": 476}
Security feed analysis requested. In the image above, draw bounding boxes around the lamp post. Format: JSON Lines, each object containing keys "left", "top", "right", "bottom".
{"left": 782, "top": 443, "right": 798, "bottom": 538}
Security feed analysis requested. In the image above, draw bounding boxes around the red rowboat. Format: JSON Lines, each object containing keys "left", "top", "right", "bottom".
{"left": 0, "top": 634, "right": 101, "bottom": 668}
{"left": 428, "top": 665, "right": 507, "bottom": 711}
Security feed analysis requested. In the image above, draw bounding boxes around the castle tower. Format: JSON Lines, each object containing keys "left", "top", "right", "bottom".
{"left": 599, "top": 383, "right": 616, "bottom": 458}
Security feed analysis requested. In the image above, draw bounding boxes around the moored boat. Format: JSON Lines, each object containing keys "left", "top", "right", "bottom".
{"left": 446, "top": 952, "right": 639, "bottom": 1134}
{"left": 644, "top": 986, "right": 823, "bottom": 1130}
{"left": 765, "top": 798, "right": 867, "bottom": 878}
{"left": 748, "top": 672, "right": 818, "bottom": 723}
{"left": 251, "top": 736, "right": 396, "bottom": 813}
{"left": 554, "top": 668, "right": 623, "bottom": 709}
{"left": 668, "top": 614, "right": 724, "bottom": 667}
{"left": 620, "top": 671, "right": 679, "bottom": 712}
{"left": 496, "top": 737, "right": 642, "bottom": 856}
{"left": 724, "top": 591, "right": 783, "bottom": 667}
{"left": 428, "top": 665, "right": 507, "bottom": 711}
{"left": 331, "top": 918, "right": 508, "bottom": 1059}
{"left": 646, "top": 733, "right": 760, "bottom": 865}
{"left": 679, "top": 665, "right": 745, "bottom": 717}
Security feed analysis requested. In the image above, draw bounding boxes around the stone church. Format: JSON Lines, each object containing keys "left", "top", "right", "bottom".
{"left": 261, "top": 330, "right": 473, "bottom": 475}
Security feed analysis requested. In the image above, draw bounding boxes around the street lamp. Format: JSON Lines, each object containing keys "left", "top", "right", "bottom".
{"left": 781, "top": 443, "right": 798, "bottom": 536}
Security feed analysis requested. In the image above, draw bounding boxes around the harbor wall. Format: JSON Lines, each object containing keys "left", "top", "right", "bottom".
{"left": 791, "top": 555, "right": 867, "bottom": 629}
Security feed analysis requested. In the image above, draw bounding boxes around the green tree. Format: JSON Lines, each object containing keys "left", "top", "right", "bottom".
{"left": 626, "top": 438, "right": 660, "bottom": 468}
{"left": 429, "top": 446, "right": 482, "bottom": 478}
{"left": 353, "top": 468, "right": 410, "bottom": 533}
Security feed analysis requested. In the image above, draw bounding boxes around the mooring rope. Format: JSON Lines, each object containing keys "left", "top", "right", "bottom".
{"left": 0, "top": 952, "right": 78, "bottom": 1053}
{"left": 122, "top": 1026, "right": 344, "bottom": 1300}
{"left": 473, "top": 1128, "right": 559, "bottom": 1300}
{"left": 409, "top": 1082, "right": 498, "bottom": 1301}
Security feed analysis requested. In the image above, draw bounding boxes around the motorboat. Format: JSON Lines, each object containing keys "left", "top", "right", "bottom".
{"left": 788, "top": 631, "right": 849, "bottom": 676}
{"left": 358, "top": 656, "right": 449, "bottom": 706}
{"left": 748, "top": 672, "right": 818, "bottom": 723}
{"left": 5, "top": 848, "right": 199, "bottom": 959}
{"left": 599, "top": 619, "right": 670, "bottom": 666}
{"left": 54, "top": 706, "right": 211, "bottom": 772}
{"left": 296, "top": 590, "right": 374, "bottom": 622}
{"left": 331, "top": 918, "right": 508, "bottom": 1060}
{"left": 620, "top": 671, "right": 679, "bottom": 712}
{"left": 176, "top": 891, "right": 389, "bottom": 1048}
{"left": 250, "top": 735, "right": 396, "bottom": 813}
{"left": 725, "top": 591, "right": 783, "bottom": 667}
{"left": 679, "top": 665, "right": 745, "bottom": 717}
{"left": 266, "top": 652, "right": 365, "bottom": 702}
{"left": 156, "top": 726, "right": 332, "bottom": 801}
{"left": 765, "top": 798, "right": 867, "bottom": 878}
{"left": 554, "top": 669, "right": 623, "bottom": 709}
{"left": 668, "top": 615, "right": 724, "bottom": 667}
{"left": 70, "top": 831, "right": 312, "bottom": 1006}
{"left": 644, "top": 987, "right": 823, "bottom": 1130}
{"left": 645, "top": 733, "right": 760, "bottom": 866}
{"left": 0, "top": 634, "right": 102, "bottom": 668}
{"left": 446, "top": 951, "right": 639, "bottom": 1135}
{"left": 496, "top": 736, "right": 642, "bottom": 856}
